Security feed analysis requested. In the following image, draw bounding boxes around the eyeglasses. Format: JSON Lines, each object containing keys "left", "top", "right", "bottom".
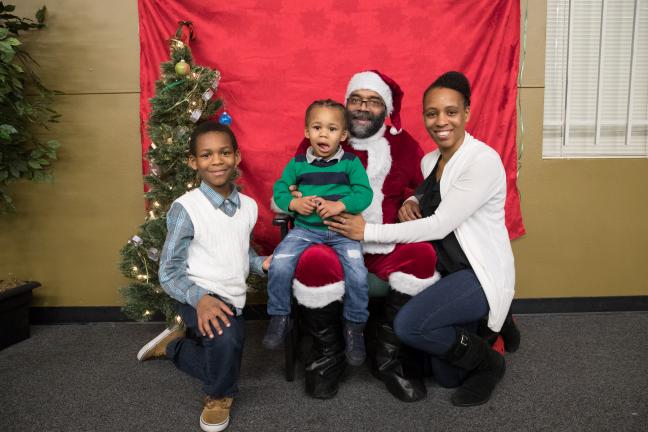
{"left": 347, "top": 96, "right": 385, "bottom": 110}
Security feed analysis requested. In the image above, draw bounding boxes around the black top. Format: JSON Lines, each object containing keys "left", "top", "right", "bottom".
{"left": 416, "top": 159, "right": 472, "bottom": 276}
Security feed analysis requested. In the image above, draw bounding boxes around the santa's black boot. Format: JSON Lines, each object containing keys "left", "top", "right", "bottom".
{"left": 371, "top": 289, "right": 427, "bottom": 402}
{"left": 300, "top": 301, "right": 346, "bottom": 399}
{"left": 446, "top": 327, "right": 506, "bottom": 407}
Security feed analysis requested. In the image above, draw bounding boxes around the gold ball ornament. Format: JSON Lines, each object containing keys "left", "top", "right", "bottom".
{"left": 175, "top": 59, "right": 191, "bottom": 76}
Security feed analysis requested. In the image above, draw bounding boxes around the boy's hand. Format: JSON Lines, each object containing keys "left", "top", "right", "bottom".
{"left": 398, "top": 200, "right": 422, "bottom": 222}
{"left": 289, "top": 196, "right": 317, "bottom": 215}
{"left": 262, "top": 255, "right": 272, "bottom": 271}
{"left": 314, "top": 198, "right": 346, "bottom": 219}
{"left": 196, "top": 295, "right": 234, "bottom": 338}
{"left": 288, "top": 184, "right": 302, "bottom": 199}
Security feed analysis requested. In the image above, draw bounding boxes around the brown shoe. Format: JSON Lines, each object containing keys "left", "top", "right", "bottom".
{"left": 136, "top": 324, "right": 185, "bottom": 361}
{"left": 200, "top": 396, "right": 232, "bottom": 432}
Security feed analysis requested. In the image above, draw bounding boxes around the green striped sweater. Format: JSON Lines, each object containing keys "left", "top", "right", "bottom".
{"left": 273, "top": 152, "right": 373, "bottom": 230}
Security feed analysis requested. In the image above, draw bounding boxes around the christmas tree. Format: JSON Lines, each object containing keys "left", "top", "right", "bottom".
{"left": 119, "top": 22, "right": 250, "bottom": 323}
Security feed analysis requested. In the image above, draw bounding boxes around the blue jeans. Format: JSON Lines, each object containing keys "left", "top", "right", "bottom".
{"left": 167, "top": 301, "right": 245, "bottom": 398}
{"left": 267, "top": 226, "right": 369, "bottom": 322}
{"left": 393, "top": 269, "right": 489, "bottom": 387}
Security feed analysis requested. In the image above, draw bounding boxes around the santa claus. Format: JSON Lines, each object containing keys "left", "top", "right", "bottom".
{"left": 283, "top": 70, "right": 441, "bottom": 401}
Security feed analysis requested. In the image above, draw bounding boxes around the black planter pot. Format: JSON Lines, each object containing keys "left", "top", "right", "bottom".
{"left": 0, "top": 281, "right": 40, "bottom": 350}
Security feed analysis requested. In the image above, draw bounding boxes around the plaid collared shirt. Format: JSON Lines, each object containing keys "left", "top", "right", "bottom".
{"left": 305, "top": 145, "right": 344, "bottom": 164}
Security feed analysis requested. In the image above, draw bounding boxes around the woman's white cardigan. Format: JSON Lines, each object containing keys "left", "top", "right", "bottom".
{"left": 364, "top": 132, "right": 515, "bottom": 331}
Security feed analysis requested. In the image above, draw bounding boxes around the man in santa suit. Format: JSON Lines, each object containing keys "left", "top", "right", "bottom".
{"left": 285, "top": 71, "right": 441, "bottom": 401}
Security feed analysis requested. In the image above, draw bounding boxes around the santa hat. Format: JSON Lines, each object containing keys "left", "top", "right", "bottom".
{"left": 344, "top": 70, "right": 404, "bottom": 135}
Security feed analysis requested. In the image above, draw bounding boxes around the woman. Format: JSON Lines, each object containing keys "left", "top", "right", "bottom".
{"left": 325, "top": 71, "right": 515, "bottom": 406}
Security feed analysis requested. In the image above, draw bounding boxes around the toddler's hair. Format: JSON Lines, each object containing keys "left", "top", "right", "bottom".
{"left": 305, "top": 99, "right": 348, "bottom": 129}
{"left": 189, "top": 120, "right": 239, "bottom": 156}
{"left": 423, "top": 71, "right": 471, "bottom": 108}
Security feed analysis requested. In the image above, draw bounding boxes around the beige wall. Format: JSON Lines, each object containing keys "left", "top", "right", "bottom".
{"left": 1, "top": 1, "right": 143, "bottom": 306}
{"left": 514, "top": 1, "right": 648, "bottom": 298}
{"left": 1, "top": 1, "right": 646, "bottom": 307}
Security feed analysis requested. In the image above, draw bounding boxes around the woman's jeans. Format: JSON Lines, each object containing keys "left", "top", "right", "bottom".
{"left": 394, "top": 269, "right": 489, "bottom": 387}
{"left": 167, "top": 301, "right": 245, "bottom": 398}
{"left": 267, "top": 226, "right": 369, "bottom": 323}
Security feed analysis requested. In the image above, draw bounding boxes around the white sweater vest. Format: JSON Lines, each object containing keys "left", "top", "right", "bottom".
{"left": 175, "top": 188, "right": 258, "bottom": 308}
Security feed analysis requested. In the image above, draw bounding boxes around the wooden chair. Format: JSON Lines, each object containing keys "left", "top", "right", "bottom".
{"left": 271, "top": 214, "right": 298, "bottom": 381}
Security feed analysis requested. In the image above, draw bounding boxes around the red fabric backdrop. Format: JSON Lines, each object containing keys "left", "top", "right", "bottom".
{"left": 138, "top": 0, "right": 525, "bottom": 253}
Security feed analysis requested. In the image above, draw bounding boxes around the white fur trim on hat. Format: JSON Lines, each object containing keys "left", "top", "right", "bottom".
{"left": 293, "top": 279, "right": 345, "bottom": 309}
{"left": 345, "top": 71, "right": 393, "bottom": 114}
{"left": 388, "top": 271, "right": 441, "bottom": 296}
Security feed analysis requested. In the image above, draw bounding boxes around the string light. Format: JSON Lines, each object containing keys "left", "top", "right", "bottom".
{"left": 132, "top": 266, "right": 138, "bottom": 272}
{"left": 129, "top": 235, "right": 143, "bottom": 246}
{"left": 202, "top": 89, "right": 214, "bottom": 101}
{"left": 149, "top": 210, "right": 157, "bottom": 219}
{"left": 147, "top": 247, "right": 160, "bottom": 261}
{"left": 175, "top": 315, "right": 182, "bottom": 324}
{"left": 153, "top": 201, "right": 161, "bottom": 208}
{"left": 150, "top": 143, "right": 157, "bottom": 149}
{"left": 143, "top": 310, "right": 152, "bottom": 316}
{"left": 190, "top": 109, "right": 202, "bottom": 122}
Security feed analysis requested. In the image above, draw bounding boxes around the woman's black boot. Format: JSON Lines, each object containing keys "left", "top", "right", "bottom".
{"left": 371, "top": 289, "right": 427, "bottom": 402}
{"left": 446, "top": 327, "right": 506, "bottom": 406}
{"left": 300, "top": 301, "right": 346, "bottom": 399}
{"left": 499, "top": 312, "right": 521, "bottom": 352}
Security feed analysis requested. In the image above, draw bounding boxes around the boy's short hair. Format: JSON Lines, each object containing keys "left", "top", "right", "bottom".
{"left": 189, "top": 120, "right": 239, "bottom": 156}
{"left": 423, "top": 71, "right": 471, "bottom": 108}
{"left": 305, "top": 99, "right": 348, "bottom": 129}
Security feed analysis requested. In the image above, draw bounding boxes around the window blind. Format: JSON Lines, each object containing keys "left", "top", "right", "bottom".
{"left": 543, "top": 0, "right": 648, "bottom": 158}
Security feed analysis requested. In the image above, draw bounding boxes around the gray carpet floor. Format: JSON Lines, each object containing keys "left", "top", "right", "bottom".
{"left": 1, "top": 312, "right": 647, "bottom": 432}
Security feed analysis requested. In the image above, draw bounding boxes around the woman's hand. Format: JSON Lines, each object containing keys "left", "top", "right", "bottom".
{"left": 324, "top": 212, "right": 366, "bottom": 241}
{"left": 196, "top": 295, "right": 234, "bottom": 338}
{"left": 398, "top": 200, "right": 422, "bottom": 222}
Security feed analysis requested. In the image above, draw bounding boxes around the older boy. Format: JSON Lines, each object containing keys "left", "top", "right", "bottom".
{"left": 137, "top": 121, "right": 270, "bottom": 432}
